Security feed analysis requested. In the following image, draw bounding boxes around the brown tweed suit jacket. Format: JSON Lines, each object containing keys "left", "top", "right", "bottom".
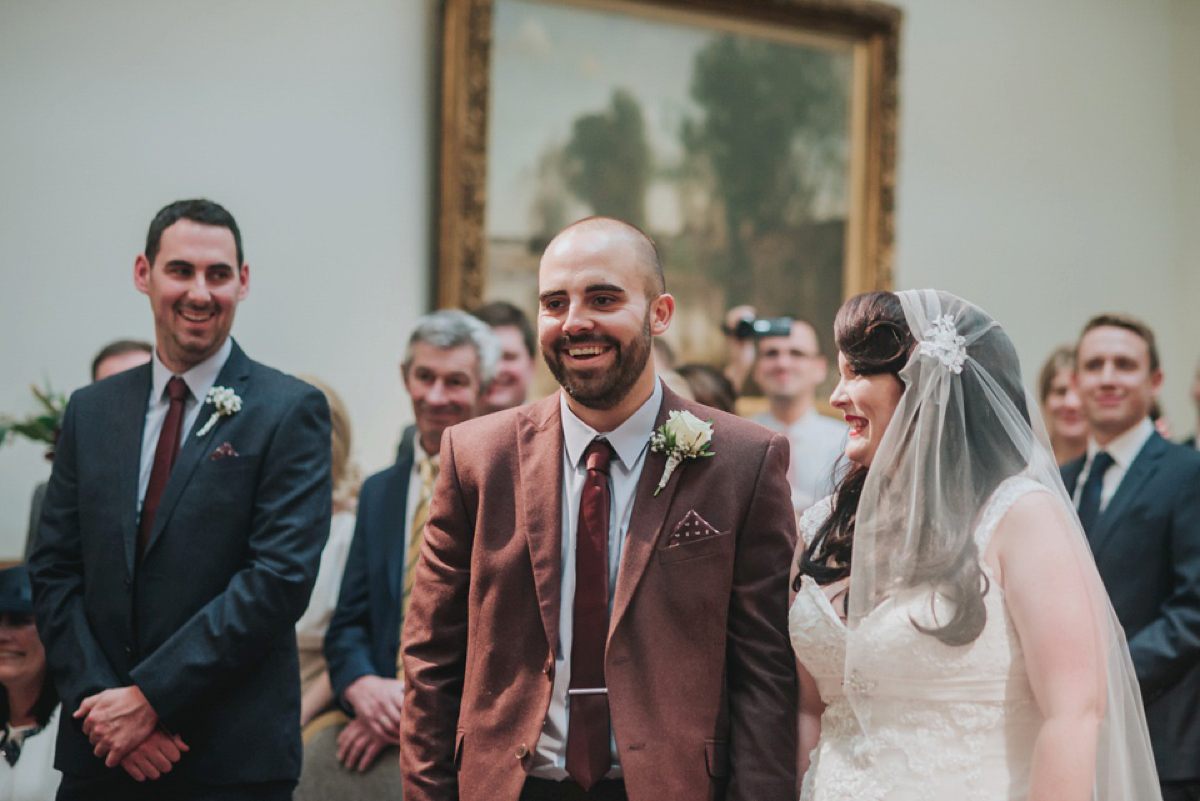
{"left": 400, "top": 386, "right": 798, "bottom": 801}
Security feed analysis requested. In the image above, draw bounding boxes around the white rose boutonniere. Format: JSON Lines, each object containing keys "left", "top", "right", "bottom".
{"left": 650, "top": 410, "right": 715, "bottom": 495}
{"left": 196, "top": 386, "right": 242, "bottom": 437}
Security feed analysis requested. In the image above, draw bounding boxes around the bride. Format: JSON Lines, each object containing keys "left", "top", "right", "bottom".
{"left": 789, "top": 290, "right": 1161, "bottom": 801}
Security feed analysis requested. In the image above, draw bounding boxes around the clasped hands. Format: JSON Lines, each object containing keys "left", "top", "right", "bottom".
{"left": 338, "top": 675, "right": 404, "bottom": 771}
{"left": 75, "top": 685, "right": 189, "bottom": 781}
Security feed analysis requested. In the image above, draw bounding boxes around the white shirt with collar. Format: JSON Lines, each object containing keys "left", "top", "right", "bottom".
{"left": 1073, "top": 417, "right": 1155, "bottom": 513}
{"left": 530, "top": 379, "right": 663, "bottom": 780}
{"left": 751, "top": 408, "right": 847, "bottom": 514}
{"left": 138, "top": 338, "right": 233, "bottom": 514}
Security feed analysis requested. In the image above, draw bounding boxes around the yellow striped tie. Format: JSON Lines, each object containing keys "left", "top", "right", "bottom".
{"left": 401, "top": 455, "right": 438, "bottom": 625}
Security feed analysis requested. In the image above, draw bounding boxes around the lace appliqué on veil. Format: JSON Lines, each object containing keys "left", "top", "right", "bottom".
{"left": 917, "top": 314, "right": 967, "bottom": 374}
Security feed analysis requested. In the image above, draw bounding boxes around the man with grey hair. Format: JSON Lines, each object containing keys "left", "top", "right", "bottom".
{"left": 307, "top": 310, "right": 498, "bottom": 783}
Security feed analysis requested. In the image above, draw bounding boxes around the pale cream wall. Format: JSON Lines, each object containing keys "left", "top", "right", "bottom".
{"left": 0, "top": 0, "right": 1196, "bottom": 556}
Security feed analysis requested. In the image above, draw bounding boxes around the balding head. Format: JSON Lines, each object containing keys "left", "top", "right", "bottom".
{"left": 544, "top": 216, "right": 665, "bottom": 297}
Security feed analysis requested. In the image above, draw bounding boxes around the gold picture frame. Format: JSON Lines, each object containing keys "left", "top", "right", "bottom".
{"left": 438, "top": 0, "right": 900, "bottom": 366}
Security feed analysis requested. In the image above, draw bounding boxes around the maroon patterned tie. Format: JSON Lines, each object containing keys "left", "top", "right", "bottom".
{"left": 566, "top": 438, "right": 614, "bottom": 790}
{"left": 139, "top": 377, "right": 189, "bottom": 557}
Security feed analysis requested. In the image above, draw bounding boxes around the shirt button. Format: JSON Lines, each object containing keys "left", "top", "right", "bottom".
{"left": 515, "top": 744, "right": 529, "bottom": 759}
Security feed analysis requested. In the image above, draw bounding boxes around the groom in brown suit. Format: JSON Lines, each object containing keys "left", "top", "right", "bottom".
{"left": 400, "top": 217, "right": 798, "bottom": 801}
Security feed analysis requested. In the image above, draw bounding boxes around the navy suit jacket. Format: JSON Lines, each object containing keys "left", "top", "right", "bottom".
{"left": 29, "top": 340, "right": 332, "bottom": 785}
{"left": 325, "top": 434, "right": 415, "bottom": 712}
{"left": 1063, "top": 431, "right": 1200, "bottom": 780}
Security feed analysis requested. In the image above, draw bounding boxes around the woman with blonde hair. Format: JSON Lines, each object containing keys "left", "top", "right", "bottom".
{"left": 294, "top": 377, "right": 361, "bottom": 727}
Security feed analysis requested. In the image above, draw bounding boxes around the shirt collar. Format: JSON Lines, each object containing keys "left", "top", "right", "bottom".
{"left": 1087, "top": 417, "right": 1154, "bottom": 470}
{"left": 150, "top": 337, "right": 233, "bottom": 405}
{"left": 560, "top": 379, "right": 663, "bottom": 472}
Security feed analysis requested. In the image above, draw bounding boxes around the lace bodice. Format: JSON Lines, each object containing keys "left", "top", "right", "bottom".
{"left": 789, "top": 477, "right": 1046, "bottom": 801}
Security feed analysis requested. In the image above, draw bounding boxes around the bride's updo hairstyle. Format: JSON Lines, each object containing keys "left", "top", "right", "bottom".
{"left": 797, "top": 290, "right": 911, "bottom": 588}
{"left": 799, "top": 290, "right": 1031, "bottom": 647}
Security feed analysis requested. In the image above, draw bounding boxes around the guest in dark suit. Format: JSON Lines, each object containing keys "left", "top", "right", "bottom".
{"left": 319, "top": 310, "right": 498, "bottom": 774}
{"left": 22, "top": 340, "right": 153, "bottom": 561}
{"left": 1062, "top": 313, "right": 1200, "bottom": 801}
{"left": 29, "top": 199, "right": 332, "bottom": 800}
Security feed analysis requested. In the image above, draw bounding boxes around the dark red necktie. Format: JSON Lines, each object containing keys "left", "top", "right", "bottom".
{"left": 566, "top": 438, "right": 614, "bottom": 790}
{"left": 139, "top": 376, "right": 189, "bottom": 557}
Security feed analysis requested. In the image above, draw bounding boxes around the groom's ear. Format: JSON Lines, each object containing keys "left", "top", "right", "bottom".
{"left": 650, "top": 293, "right": 674, "bottom": 336}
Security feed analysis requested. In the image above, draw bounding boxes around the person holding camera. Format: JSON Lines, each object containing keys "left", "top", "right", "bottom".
{"left": 738, "top": 313, "right": 847, "bottom": 516}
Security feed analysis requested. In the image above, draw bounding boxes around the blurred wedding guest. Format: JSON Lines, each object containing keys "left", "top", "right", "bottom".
{"left": 1063, "top": 312, "right": 1200, "bottom": 800}
{"left": 24, "top": 340, "right": 153, "bottom": 560}
{"left": 1185, "top": 359, "right": 1200, "bottom": 449}
{"left": 676, "top": 363, "right": 737, "bottom": 414}
{"left": 295, "top": 377, "right": 361, "bottom": 729}
{"left": 0, "top": 566, "right": 61, "bottom": 801}
{"left": 651, "top": 337, "right": 694, "bottom": 400}
{"left": 297, "top": 311, "right": 497, "bottom": 796}
{"left": 91, "top": 340, "right": 154, "bottom": 382}
{"left": 471, "top": 301, "right": 536, "bottom": 413}
{"left": 751, "top": 317, "right": 847, "bottom": 515}
{"left": 1036, "top": 345, "right": 1087, "bottom": 465}
{"left": 722, "top": 304, "right": 758, "bottom": 393}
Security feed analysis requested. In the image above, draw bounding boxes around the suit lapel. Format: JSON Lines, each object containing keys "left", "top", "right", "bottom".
{"left": 117, "top": 367, "right": 154, "bottom": 576}
{"left": 1090, "top": 433, "right": 1165, "bottom": 556}
{"left": 144, "top": 341, "right": 252, "bottom": 558}
{"left": 519, "top": 396, "right": 566, "bottom": 651}
{"left": 609, "top": 388, "right": 685, "bottom": 637}
{"left": 385, "top": 449, "right": 415, "bottom": 605}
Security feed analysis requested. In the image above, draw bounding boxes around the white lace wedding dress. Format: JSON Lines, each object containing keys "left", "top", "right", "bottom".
{"left": 789, "top": 477, "right": 1045, "bottom": 801}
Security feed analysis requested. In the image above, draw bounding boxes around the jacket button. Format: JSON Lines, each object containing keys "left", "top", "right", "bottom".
{"left": 515, "top": 744, "right": 529, "bottom": 759}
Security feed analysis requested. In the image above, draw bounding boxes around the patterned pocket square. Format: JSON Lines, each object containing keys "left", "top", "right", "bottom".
{"left": 663, "top": 509, "right": 721, "bottom": 548}
{"left": 209, "top": 442, "right": 239, "bottom": 460}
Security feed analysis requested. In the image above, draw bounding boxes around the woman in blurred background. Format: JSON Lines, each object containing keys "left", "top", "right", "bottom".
{"left": 1037, "top": 345, "right": 1087, "bottom": 466}
{"left": 295, "top": 378, "right": 361, "bottom": 728}
{"left": 0, "top": 565, "right": 61, "bottom": 801}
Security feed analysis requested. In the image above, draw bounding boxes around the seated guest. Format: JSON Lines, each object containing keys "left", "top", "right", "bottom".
{"left": 470, "top": 300, "right": 536, "bottom": 413}
{"left": 304, "top": 311, "right": 497, "bottom": 785}
{"left": 1037, "top": 344, "right": 1087, "bottom": 465}
{"left": 676, "top": 363, "right": 737, "bottom": 414}
{"left": 750, "top": 317, "right": 847, "bottom": 515}
{"left": 24, "top": 339, "right": 153, "bottom": 560}
{"left": 0, "top": 566, "right": 61, "bottom": 801}
{"left": 295, "top": 377, "right": 361, "bottom": 728}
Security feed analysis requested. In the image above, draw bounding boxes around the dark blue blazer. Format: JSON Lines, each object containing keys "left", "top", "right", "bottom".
{"left": 325, "top": 434, "right": 415, "bottom": 712}
{"left": 1063, "top": 431, "right": 1200, "bottom": 780}
{"left": 29, "top": 341, "right": 332, "bottom": 785}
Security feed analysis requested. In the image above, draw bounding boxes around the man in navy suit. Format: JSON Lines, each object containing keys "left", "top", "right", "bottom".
{"left": 321, "top": 310, "right": 497, "bottom": 772}
{"left": 1062, "top": 313, "right": 1200, "bottom": 801}
{"left": 30, "top": 199, "right": 332, "bottom": 800}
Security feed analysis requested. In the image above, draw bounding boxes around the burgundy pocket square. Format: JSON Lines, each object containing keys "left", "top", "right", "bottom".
{"left": 209, "top": 442, "right": 239, "bottom": 460}
{"left": 663, "top": 509, "right": 721, "bottom": 548}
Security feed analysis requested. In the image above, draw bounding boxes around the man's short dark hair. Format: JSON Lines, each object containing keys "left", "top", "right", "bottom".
{"left": 90, "top": 339, "right": 153, "bottom": 382}
{"left": 471, "top": 301, "right": 535, "bottom": 358}
{"left": 1080, "top": 313, "right": 1160, "bottom": 373}
{"left": 145, "top": 199, "right": 244, "bottom": 268}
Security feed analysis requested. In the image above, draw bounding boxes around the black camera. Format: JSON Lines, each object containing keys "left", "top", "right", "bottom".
{"left": 727, "top": 316, "right": 793, "bottom": 340}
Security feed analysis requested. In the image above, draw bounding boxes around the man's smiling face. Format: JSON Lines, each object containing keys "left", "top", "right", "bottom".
{"left": 537, "top": 225, "right": 664, "bottom": 411}
{"left": 134, "top": 219, "right": 248, "bottom": 374}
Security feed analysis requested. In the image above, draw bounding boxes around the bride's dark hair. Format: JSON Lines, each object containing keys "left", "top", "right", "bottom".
{"left": 797, "top": 290, "right": 1030, "bottom": 646}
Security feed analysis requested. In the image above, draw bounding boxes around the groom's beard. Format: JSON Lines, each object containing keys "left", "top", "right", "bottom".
{"left": 543, "top": 310, "right": 652, "bottom": 411}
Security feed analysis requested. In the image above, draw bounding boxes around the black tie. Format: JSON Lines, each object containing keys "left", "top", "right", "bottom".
{"left": 1077, "top": 451, "right": 1114, "bottom": 536}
